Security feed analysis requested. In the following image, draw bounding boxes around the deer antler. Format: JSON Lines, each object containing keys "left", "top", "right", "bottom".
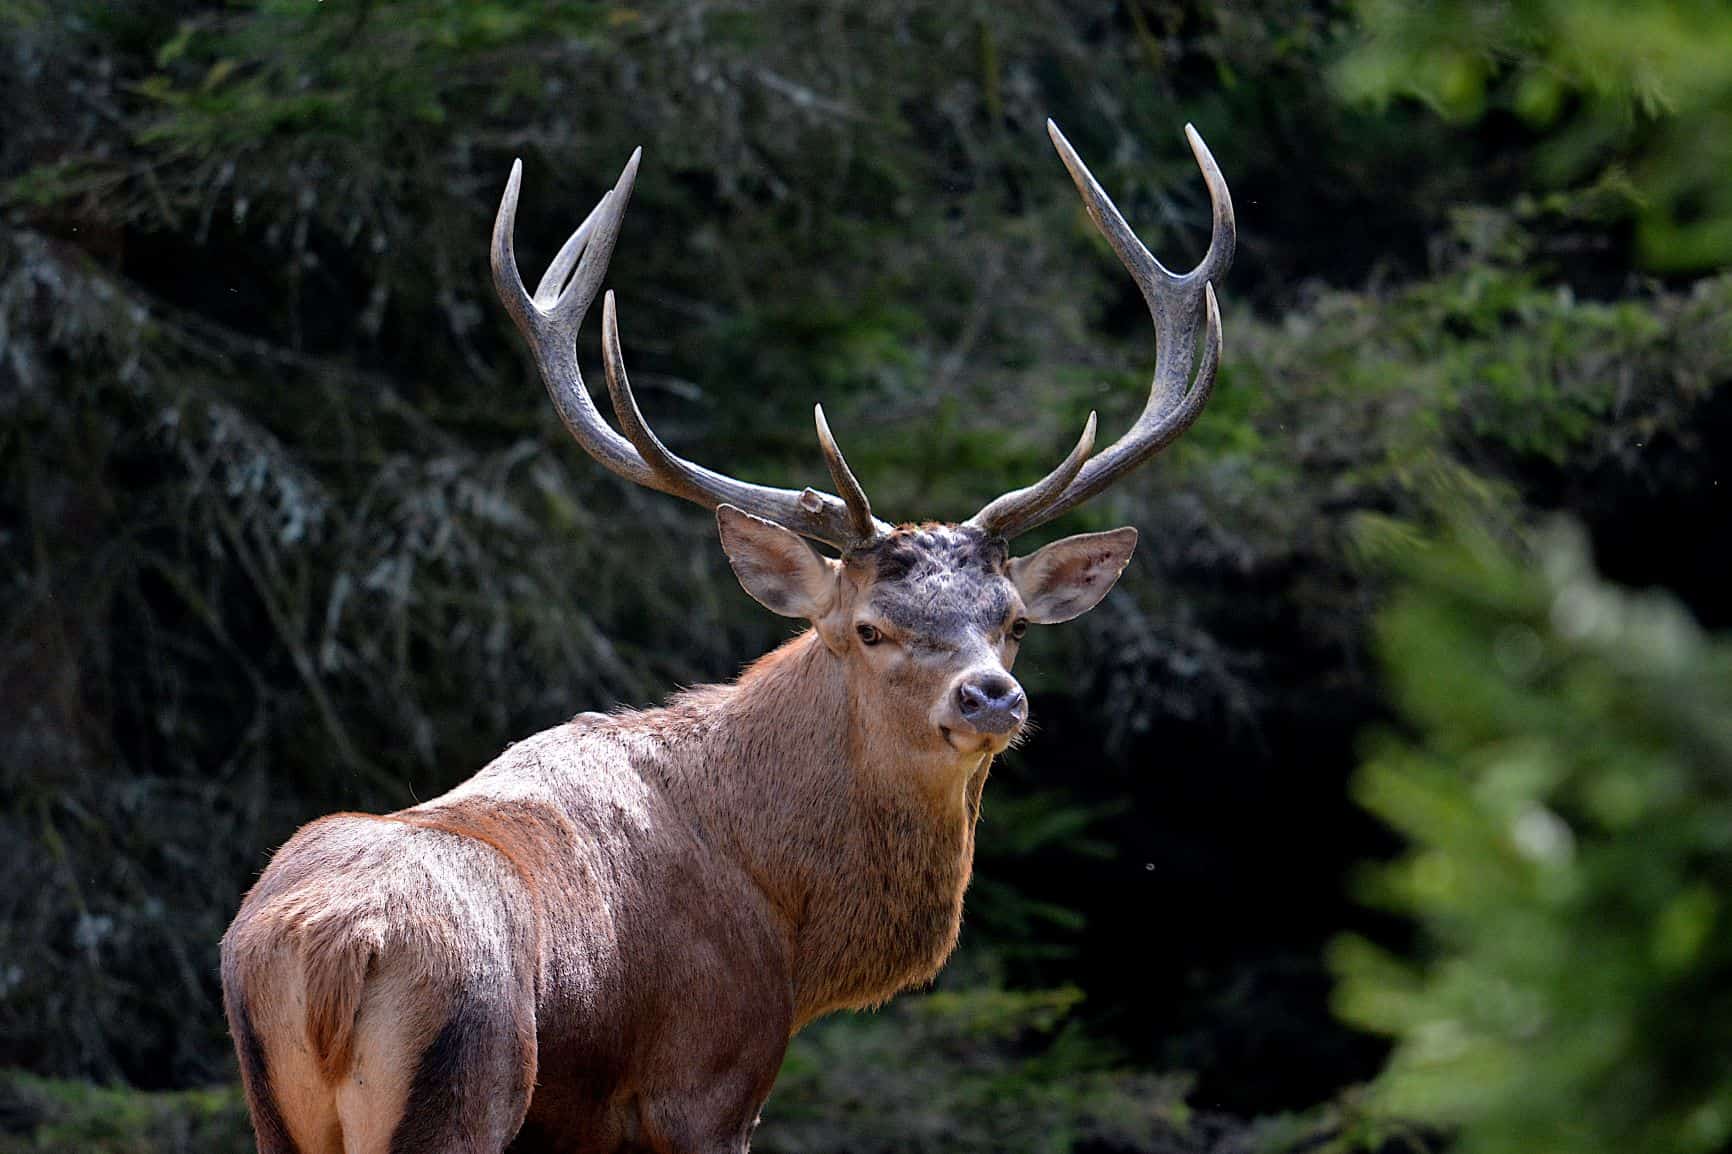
{"left": 968, "top": 121, "right": 1234, "bottom": 539}
{"left": 492, "top": 152, "right": 890, "bottom": 550}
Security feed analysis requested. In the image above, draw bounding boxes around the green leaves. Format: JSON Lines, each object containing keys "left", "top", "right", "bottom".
{"left": 1334, "top": 522, "right": 1732, "bottom": 1154}
{"left": 760, "top": 984, "right": 1192, "bottom": 1154}
{"left": 1335, "top": 0, "right": 1732, "bottom": 270}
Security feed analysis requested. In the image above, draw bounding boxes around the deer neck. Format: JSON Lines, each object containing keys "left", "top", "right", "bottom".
{"left": 643, "top": 630, "right": 989, "bottom": 1025}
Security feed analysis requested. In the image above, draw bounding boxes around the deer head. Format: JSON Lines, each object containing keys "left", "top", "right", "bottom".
{"left": 491, "top": 121, "right": 1233, "bottom": 768}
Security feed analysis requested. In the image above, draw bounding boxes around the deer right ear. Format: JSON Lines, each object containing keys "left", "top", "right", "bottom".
{"left": 716, "top": 505, "right": 839, "bottom": 619}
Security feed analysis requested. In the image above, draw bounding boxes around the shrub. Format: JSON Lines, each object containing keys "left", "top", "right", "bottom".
{"left": 1333, "top": 521, "right": 1732, "bottom": 1154}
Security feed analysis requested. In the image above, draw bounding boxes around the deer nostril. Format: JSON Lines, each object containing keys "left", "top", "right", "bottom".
{"left": 956, "top": 675, "right": 1027, "bottom": 730}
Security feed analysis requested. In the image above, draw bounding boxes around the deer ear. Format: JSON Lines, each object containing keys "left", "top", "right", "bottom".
{"left": 1008, "top": 527, "right": 1138, "bottom": 624}
{"left": 716, "top": 505, "right": 838, "bottom": 619}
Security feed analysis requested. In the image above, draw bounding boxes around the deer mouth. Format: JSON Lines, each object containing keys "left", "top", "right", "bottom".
{"left": 940, "top": 724, "right": 1015, "bottom": 756}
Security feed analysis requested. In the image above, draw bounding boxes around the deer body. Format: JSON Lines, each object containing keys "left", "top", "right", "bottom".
{"left": 227, "top": 628, "right": 989, "bottom": 1153}
{"left": 223, "top": 121, "right": 1234, "bottom": 1153}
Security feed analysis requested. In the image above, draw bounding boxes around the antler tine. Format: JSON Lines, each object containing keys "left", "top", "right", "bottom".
{"left": 492, "top": 151, "right": 660, "bottom": 490}
{"left": 1185, "top": 124, "right": 1236, "bottom": 295}
{"left": 972, "top": 122, "right": 1234, "bottom": 538}
{"left": 966, "top": 412, "right": 1097, "bottom": 536}
{"left": 491, "top": 159, "right": 529, "bottom": 313}
{"left": 814, "top": 404, "right": 879, "bottom": 543}
{"left": 602, "top": 292, "right": 892, "bottom": 549}
{"left": 532, "top": 190, "right": 612, "bottom": 308}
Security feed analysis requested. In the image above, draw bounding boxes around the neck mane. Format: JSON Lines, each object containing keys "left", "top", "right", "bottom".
{"left": 616, "top": 630, "right": 988, "bottom": 1025}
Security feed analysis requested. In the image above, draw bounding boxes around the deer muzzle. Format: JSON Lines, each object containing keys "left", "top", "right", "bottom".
{"left": 952, "top": 671, "right": 1027, "bottom": 737}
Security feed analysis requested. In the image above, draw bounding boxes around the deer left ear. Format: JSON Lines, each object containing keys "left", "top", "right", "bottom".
{"left": 1008, "top": 527, "right": 1138, "bottom": 624}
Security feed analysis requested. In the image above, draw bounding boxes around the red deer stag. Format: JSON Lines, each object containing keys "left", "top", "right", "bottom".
{"left": 221, "top": 120, "right": 1233, "bottom": 1154}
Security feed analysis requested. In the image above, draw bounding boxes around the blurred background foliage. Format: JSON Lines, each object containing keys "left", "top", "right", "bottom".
{"left": 0, "top": 1, "right": 1727, "bottom": 1151}
{"left": 1333, "top": 521, "right": 1732, "bottom": 1154}
{"left": 1336, "top": 0, "right": 1732, "bottom": 269}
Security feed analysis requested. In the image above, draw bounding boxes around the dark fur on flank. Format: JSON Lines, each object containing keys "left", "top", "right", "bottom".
{"left": 224, "top": 964, "right": 299, "bottom": 1154}
{"left": 388, "top": 994, "right": 523, "bottom": 1154}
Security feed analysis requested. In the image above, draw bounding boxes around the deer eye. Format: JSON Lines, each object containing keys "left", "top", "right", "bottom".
{"left": 857, "top": 623, "right": 883, "bottom": 646}
{"left": 1009, "top": 618, "right": 1029, "bottom": 641}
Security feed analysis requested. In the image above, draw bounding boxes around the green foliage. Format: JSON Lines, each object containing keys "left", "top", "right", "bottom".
{"left": 1332, "top": 521, "right": 1732, "bottom": 1154}
{"left": 1242, "top": 1089, "right": 1435, "bottom": 1154}
{"left": 4, "top": 0, "right": 1732, "bottom": 1144}
{"left": 128, "top": 0, "right": 616, "bottom": 226}
{"left": 759, "top": 984, "right": 1199, "bottom": 1154}
{"left": 1234, "top": 219, "right": 1729, "bottom": 485}
{"left": 0, "top": 1070, "right": 249, "bottom": 1154}
{"left": 1337, "top": 0, "right": 1732, "bottom": 269}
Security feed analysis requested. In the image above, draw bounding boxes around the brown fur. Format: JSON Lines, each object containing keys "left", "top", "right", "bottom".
{"left": 222, "top": 521, "right": 1135, "bottom": 1153}
{"left": 302, "top": 917, "right": 374, "bottom": 1084}
{"left": 223, "top": 977, "right": 297, "bottom": 1154}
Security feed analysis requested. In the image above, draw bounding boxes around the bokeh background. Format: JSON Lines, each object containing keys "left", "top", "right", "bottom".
{"left": 3, "top": 2, "right": 1731, "bottom": 1151}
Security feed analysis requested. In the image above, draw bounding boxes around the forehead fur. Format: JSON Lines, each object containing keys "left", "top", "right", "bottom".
{"left": 850, "top": 523, "right": 1013, "bottom": 638}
